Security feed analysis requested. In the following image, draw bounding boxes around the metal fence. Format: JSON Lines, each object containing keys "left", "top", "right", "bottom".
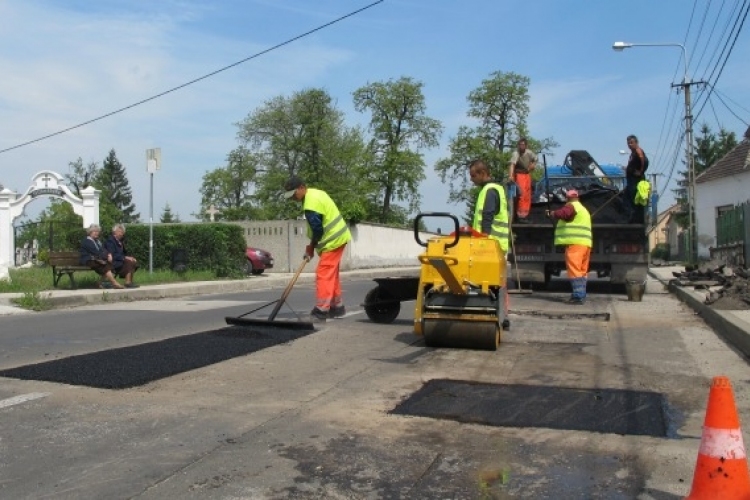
{"left": 712, "top": 201, "right": 749, "bottom": 267}
{"left": 13, "top": 220, "right": 85, "bottom": 265}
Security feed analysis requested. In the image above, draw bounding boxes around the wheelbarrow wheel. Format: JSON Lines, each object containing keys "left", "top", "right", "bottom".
{"left": 364, "top": 286, "right": 401, "bottom": 324}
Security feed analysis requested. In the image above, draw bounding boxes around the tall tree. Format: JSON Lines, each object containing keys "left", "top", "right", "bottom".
{"left": 672, "top": 124, "right": 738, "bottom": 228}
{"left": 199, "top": 146, "right": 263, "bottom": 221}
{"left": 234, "top": 88, "right": 372, "bottom": 222}
{"left": 96, "top": 149, "right": 139, "bottom": 223}
{"left": 353, "top": 77, "right": 442, "bottom": 223}
{"left": 64, "top": 157, "right": 99, "bottom": 197}
{"left": 434, "top": 71, "right": 557, "bottom": 222}
{"left": 160, "top": 203, "right": 180, "bottom": 223}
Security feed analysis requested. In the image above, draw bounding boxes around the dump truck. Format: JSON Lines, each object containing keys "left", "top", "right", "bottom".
{"left": 509, "top": 150, "right": 648, "bottom": 287}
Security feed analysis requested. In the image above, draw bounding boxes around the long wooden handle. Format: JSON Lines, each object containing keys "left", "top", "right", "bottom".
{"left": 268, "top": 257, "right": 309, "bottom": 321}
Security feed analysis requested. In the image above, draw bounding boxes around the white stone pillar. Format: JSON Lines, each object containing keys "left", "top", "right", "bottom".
{"left": 0, "top": 188, "right": 18, "bottom": 280}
{"left": 80, "top": 186, "right": 101, "bottom": 227}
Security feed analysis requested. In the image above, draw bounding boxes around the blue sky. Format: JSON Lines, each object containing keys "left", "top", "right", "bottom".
{"left": 1, "top": 0, "right": 748, "bottom": 231}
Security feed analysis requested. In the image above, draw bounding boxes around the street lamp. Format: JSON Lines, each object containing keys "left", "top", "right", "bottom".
{"left": 612, "top": 41, "right": 696, "bottom": 263}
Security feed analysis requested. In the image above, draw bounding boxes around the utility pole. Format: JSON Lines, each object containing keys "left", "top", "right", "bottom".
{"left": 672, "top": 78, "right": 702, "bottom": 264}
{"left": 648, "top": 172, "right": 663, "bottom": 226}
{"left": 612, "top": 41, "right": 703, "bottom": 264}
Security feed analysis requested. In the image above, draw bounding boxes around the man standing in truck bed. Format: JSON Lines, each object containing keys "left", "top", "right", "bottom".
{"left": 508, "top": 137, "right": 537, "bottom": 223}
{"left": 625, "top": 134, "right": 648, "bottom": 223}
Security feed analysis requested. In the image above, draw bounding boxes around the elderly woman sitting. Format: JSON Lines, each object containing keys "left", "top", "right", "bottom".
{"left": 104, "top": 223, "right": 139, "bottom": 288}
{"left": 79, "top": 223, "right": 124, "bottom": 289}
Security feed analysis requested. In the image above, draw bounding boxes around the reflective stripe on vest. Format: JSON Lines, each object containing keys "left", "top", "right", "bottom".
{"left": 303, "top": 188, "right": 352, "bottom": 252}
{"left": 472, "top": 182, "right": 509, "bottom": 252}
{"left": 554, "top": 200, "right": 592, "bottom": 247}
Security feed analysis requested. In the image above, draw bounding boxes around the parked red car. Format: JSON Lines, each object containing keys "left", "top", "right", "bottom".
{"left": 245, "top": 247, "right": 274, "bottom": 275}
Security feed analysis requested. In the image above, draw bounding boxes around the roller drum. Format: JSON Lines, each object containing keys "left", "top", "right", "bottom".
{"left": 422, "top": 318, "right": 499, "bottom": 351}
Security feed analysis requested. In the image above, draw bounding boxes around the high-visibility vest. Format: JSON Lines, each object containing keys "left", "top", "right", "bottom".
{"left": 635, "top": 180, "right": 650, "bottom": 206}
{"left": 472, "top": 182, "right": 509, "bottom": 252}
{"left": 554, "top": 200, "right": 592, "bottom": 247}
{"left": 303, "top": 188, "right": 352, "bottom": 252}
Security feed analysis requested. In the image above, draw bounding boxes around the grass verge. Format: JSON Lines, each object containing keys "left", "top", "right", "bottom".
{"left": 0, "top": 265, "right": 234, "bottom": 294}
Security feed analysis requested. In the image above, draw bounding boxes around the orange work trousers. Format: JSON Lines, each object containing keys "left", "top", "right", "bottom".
{"left": 565, "top": 244, "right": 591, "bottom": 278}
{"left": 315, "top": 244, "right": 346, "bottom": 312}
{"left": 514, "top": 172, "right": 532, "bottom": 219}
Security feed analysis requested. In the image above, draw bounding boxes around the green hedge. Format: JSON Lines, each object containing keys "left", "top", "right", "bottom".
{"left": 122, "top": 223, "right": 247, "bottom": 278}
{"left": 650, "top": 243, "right": 670, "bottom": 261}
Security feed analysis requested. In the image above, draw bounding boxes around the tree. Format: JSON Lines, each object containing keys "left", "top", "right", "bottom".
{"left": 96, "top": 149, "right": 139, "bottom": 223}
{"left": 353, "top": 77, "right": 442, "bottom": 223}
{"left": 434, "top": 71, "right": 557, "bottom": 222}
{"left": 64, "top": 157, "right": 99, "bottom": 197}
{"left": 199, "top": 146, "right": 264, "bottom": 221}
{"left": 234, "top": 88, "right": 372, "bottom": 222}
{"left": 160, "top": 203, "right": 180, "bottom": 223}
{"left": 672, "top": 124, "right": 738, "bottom": 228}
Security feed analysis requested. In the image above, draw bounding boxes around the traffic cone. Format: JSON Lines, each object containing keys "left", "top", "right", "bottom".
{"left": 686, "top": 376, "right": 750, "bottom": 499}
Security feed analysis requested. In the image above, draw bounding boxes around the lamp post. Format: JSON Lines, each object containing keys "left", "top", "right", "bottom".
{"left": 612, "top": 41, "right": 696, "bottom": 263}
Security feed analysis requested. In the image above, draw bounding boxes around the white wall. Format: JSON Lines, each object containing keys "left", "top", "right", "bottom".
{"left": 696, "top": 171, "right": 750, "bottom": 258}
{"left": 347, "top": 223, "right": 431, "bottom": 269}
{"left": 234, "top": 220, "right": 431, "bottom": 273}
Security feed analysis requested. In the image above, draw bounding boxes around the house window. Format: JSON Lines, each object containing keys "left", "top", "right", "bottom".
{"left": 716, "top": 205, "right": 733, "bottom": 217}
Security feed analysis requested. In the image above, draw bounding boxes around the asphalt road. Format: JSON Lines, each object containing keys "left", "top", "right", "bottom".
{"left": 1, "top": 276, "right": 749, "bottom": 499}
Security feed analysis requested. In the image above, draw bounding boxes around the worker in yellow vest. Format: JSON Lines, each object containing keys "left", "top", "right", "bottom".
{"left": 545, "top": 189, "right": 592, "bottom": 304}
{"left": 469, "top": 159, "right": 511, "bottom": 320}
{"left": 469, "top": 159, "right": 509, "bottom": 254}
{"left": 284, "top": 176, "right": 352, "bottom": 322}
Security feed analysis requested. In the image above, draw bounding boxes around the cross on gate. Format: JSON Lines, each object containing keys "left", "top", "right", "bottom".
{"left": 205, "top": 204, "right": 221, "bottom": 222}
{"left": 41, "top": 174, "right": 52, "bottom": 188}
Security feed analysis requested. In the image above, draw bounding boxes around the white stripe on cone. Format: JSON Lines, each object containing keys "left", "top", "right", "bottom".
{"left": 699, "top": 426, "right": 747, "bottom": 459}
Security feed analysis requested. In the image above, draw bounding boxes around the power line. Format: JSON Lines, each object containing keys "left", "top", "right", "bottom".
{"left": 693, "top": 0, "right": 749, "bottom": 122}
{"left": 0, "top": 0, "right": 384, "bottom": 155}
{"left": 709, "top": 85, "right": 750, "bottom": 126}
{"left": 713, "top": 86, "right": 750, "bottom": 117}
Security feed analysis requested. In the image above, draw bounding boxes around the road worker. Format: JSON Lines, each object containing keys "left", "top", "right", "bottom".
{"left": 508, "top": 137, "right": 538, "bottom": 223}
{"left": 546, "top": 189, "right": 592, "bottom": 304}
{"left": 283, "top": 176, "right": 351, "bottom": 322}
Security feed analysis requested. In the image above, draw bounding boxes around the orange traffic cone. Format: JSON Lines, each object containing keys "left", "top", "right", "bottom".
{"left": 686, "top": 376, "right": 750, "bottom": 499}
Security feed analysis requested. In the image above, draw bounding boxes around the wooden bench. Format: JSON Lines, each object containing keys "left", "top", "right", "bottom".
{"left": 49, "top": 251, "right": 95, "bottom": 288}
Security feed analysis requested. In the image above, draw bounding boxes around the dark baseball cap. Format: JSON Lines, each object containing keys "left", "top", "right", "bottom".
{"left": 283, "top": 176, "right": 304, "bottom": 199}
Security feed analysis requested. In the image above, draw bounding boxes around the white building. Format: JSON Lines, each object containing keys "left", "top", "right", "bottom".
{"left": 695, "top": 126, "right": 750, "bottom": 259}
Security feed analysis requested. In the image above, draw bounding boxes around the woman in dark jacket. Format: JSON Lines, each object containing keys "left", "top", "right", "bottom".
{"left": 79, "top": 223, "right": 124, "bottom": 289}
{"left": 104, "top": 223, "right": 139, "bottom": 288}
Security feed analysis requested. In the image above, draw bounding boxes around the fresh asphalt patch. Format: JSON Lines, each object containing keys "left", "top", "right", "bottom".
{"left": 391, "top": 379, "right": 671, "bottom": 437}
{"left": 0, "top": 326, "right": 314, "bottom": 390}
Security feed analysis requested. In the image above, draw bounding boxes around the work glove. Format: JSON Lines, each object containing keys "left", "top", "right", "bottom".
{"left": 304, "top": 244, "right": 315, "bottom": 261}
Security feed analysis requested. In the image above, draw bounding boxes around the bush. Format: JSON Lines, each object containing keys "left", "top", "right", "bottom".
{"left": 120, "top": 223, "right": 246, "bottom": 278}
{"left": 651, "top": 243, "right": 670, "bottom": 260}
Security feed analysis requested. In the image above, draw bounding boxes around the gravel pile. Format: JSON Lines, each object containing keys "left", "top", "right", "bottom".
{"left": 671, "top": 263, "right": 750, "bottom": 310}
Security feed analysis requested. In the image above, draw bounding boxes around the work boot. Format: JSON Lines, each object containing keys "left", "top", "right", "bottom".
{"left": 328, "top": 305, "right": 346, "bottom": 319}
{"left": 310, "top": 307, "right": 328, "bottom": 322}
{"left": 567, "top": 297, "right": 585, "bottom": 305}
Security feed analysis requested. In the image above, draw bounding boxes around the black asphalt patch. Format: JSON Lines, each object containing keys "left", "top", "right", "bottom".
{"left": 0, "top": 326, "right": 313, "bottom": 390}
{"left": 511, "top": 309, "right": 611, "bottom": 321}
{"left": 391, "top": 379, "right": 669, "bottom": 437}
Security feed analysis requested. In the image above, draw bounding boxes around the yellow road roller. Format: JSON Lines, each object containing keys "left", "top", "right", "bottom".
{"left": 413, "top": 213, "right": 509, "bottom": 351}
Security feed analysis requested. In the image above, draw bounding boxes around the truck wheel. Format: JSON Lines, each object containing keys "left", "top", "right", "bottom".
{"left": 364, "top": 286, "right": 401, "bottom": 324}
{"left": 543, "top": 269, "right": 552, "bottom": 290}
